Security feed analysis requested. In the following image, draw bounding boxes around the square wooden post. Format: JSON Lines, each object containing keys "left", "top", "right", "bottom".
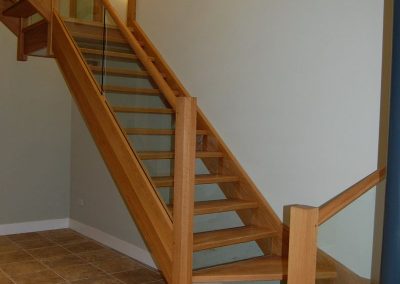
{"left": 172, "top": 97, "right": 197, "bottom": 284}
{"left": 127, "top": 0, "right": 136, "bottom": 27}
{"left": 287, "top": 205, "right": 319, "bottom": 284}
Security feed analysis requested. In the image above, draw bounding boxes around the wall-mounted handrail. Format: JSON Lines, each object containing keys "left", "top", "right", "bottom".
{"left": 101, "top": 0, "right": 177, "bottom": 109}
{"left": 318, "top": 167, "right": 386, "bottom": 225}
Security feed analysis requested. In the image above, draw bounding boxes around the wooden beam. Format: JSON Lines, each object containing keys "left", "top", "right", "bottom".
{"left": 287, "top": 206, "right": 319, "bottom": 284}
{"left": 93, "top": 0, "right": 104, "bottom": 22}
{"left": 69, "top": 0, "right": 77, "bottom": 18}
{"left": 172, "top": 97, "right": 197, "bottom": 284}
{"left": 17, "top": 18, "right": 27, "bottom": 61}
{"left": 127, "top": 0, "right": 136, "bottom": 27}
{"left": 318, "top": 168, "right": 386, "bottom": 225}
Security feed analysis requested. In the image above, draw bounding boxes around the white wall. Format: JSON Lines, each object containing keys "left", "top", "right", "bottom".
{"left": 0, "top": 25, "right": 71, "bottom": 224}
{"left": 136, "top": 0, "right": 384, "bottom": 278}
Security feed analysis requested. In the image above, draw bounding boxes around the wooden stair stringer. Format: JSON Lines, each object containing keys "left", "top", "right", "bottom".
{"left": 131, "top": 20, "right": 284, "bottom": 254}
{"left": 0, "top": 0, "right": 19, "bottom": 35}
{"left": 51, "top": 13, "right": 174, "bottom": 282}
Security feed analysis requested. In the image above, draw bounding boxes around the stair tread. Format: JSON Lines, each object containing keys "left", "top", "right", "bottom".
{"left": 64, "top": 18, "right": 132, "bottom": 31}
{"left": 81, "top": 48, "right": 156, "bottom": 62}
{"left": 138, "top": 151, "right": 224, "bottom": 160}
{"left": 89, "top": 65, "right": 150, "bottom": 78}
{"left": 192, "top": 256, "right": 337, "bottom": 282}
{"left": 193, "top": 226, "right": 276, "bottom": 251}
{"left": 193, "top": 199, "right": 258, "bottom": 215}
{"left": 168, "top": 199, "right": 258, "bottom": 215}
{"left": 125, "top": 128, "right": 208, "bottom": 136}
{"left": 104, "top": 85, "right": 161, "bottom": 95}
{"left": 3, "top": 0, "right": 36, "bottom": 18}
{"left": 112, "top": 106, "right": 174, "bottom": 114}
{"left": 153, "top": 174, "right": 239, "bottom": 187}
{"left": 71, "top": 31, "right": 127, "bottom": 44}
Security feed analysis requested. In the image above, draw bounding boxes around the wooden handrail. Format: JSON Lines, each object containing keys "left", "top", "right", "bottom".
{"left": 318, "top": 167, "right": 386, "bottom": 225}
{"left": 101, "top": 0, "right": 177, "bottom": 109}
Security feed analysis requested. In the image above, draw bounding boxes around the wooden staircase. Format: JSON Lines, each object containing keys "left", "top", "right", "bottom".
{"left": 0, "top": 0, "right": 338, "bottom": 283}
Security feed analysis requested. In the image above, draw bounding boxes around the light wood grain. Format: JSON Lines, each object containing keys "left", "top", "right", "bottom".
{"left": 104, "top": 85, "right": 160, "bottom": 95}
{"left": 172, "top": 97, "right": 197, "bottom": 284}
{"left": 193, "top": 256, "right": 336, "bottom": 282}
{"left": 131, "top": 19, "right": 284, "bottom": 255}
{"left": 287, "top": 206, "right": 319, "bottom": 284}
{"left": 80, "top": 48, "right": 155, "bottom": 62}
{"left": 112, "top": 106, "right": 174, "bottom": 114}
{"left": 23, "top": 18, "right": 47, "bottom": 54}
{"left": 192, "top": 199, "right": 258, "bottom": 215}
{"left": 101, "top": 0, "right": 177, "bottom": 108}
{"left": 124, "top": 128, "right": 208, "bottom": 136}
{"left": 69, "top": 0, "right": 76, "bottom": 18}
{"left": 138, "top": 151, "right": 224, "bottom": 160}
{"left": 17, "top": 18, "right": 27, "bottom": 61}
{"left": 153, "top": 174, "right": 240, "bottom": 188}
{"left": 2, "top": 0, "right": 36, "bottom": 18}
{"left": 319, "top": 168, "right": 386, "bottom": 225}
{"left": 93, "top": 0, "right": 103, "bottom": 22}
{"left": 0, "top": 0, "right": 20, "bottom": 35}
{"left": 127, "top": 0, "right": 135, "bottom": 27}
{"left": 89, "top": 65, "right": 150, "bottom": 78}
{"left": 194, "top": 226, "right": 277, "bottom": 252}
{"left": 51, "top": 13, "right": 173, "bottom": 282}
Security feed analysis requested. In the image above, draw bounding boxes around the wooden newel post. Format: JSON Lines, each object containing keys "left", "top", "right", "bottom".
{"left": 287, "top": 206, "right": 319, "bottom": 284}
{"left": 172, "top": 97, "right": 197, "bottom": 284}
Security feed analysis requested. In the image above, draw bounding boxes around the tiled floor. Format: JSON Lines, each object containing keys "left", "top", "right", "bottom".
{"left": 0, "top": 229, "right": 165, "bottom": 284}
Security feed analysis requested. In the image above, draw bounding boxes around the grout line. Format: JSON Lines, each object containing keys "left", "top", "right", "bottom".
{"left": 1, "top": 229, "right": 165, "bottom": 284}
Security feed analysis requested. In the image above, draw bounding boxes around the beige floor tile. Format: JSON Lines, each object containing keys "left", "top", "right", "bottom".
{"left": 27, "top": 246, "right": 71, "bottom": 259}
{"left": 16, "top": 238, "right": 55, "bottom": 250}
{"left": 1, "top": 260, "right": 47, "bottom": 277}
{"left": 77, "top": 249, "right": 124, "bottom": 262}
{"left": 41, "top": 254, "right": 87, "bottom": 269}
{"left": 0, "top": 271, "right": 13, "bottom": 284}
{"left": 93, "top": 256, "right": 143, "bottom": 273}
{"left": 0, "top": 251, "right": 33, "bottom": 265}
{"left": 113, "top": 268, "right": 163, "bottom": 284}
{"left": 41, "top": 230, "right": 87, "bottom": 245}
{"left": 63, "top": 241, "right": 104, "bottom": 254}
{"left": 71, "top": 275, "right": 122, "bottom": 284}
{"left": 7, "top": 233, "right": 42, "bottom": 242}
{"left": 0, "top": 238, "right": 13, "bottom": 246}
{"left": 10, "top": 269, "right": 65, "bottom": 284}
{"left": 0, "top": 243, "right": 20, "bottom": 254}
{"left": 53, "top": 263, "right": 105, "bottom": 281}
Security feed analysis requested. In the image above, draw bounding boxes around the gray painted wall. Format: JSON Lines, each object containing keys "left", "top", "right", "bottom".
{"left": 0, "top": 25, "right": 71, "bottom": 224}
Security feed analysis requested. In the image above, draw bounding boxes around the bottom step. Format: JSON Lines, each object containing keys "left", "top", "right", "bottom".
{"left": 193, "top": 256, "right": 337, "bottom": 282}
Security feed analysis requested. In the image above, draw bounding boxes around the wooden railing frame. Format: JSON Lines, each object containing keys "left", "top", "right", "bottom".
{"left": 172, "top": 97, "right": 197, "bottom": 284}
{"left": 319, "top": 167, "right": 386, "bottom": 225}
{"left": 101, "top": 0, "right": 177, "bottom": 108}
{"left": 287, "top": 167, "right": 386, "bottom": 281}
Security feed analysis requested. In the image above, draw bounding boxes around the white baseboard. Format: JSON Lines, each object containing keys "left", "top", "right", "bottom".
{"left": 69, "top": 219, "right": 156, "bottom": 268}
{"left": 0, "top": 218, "right": 69, "bottom": 236}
